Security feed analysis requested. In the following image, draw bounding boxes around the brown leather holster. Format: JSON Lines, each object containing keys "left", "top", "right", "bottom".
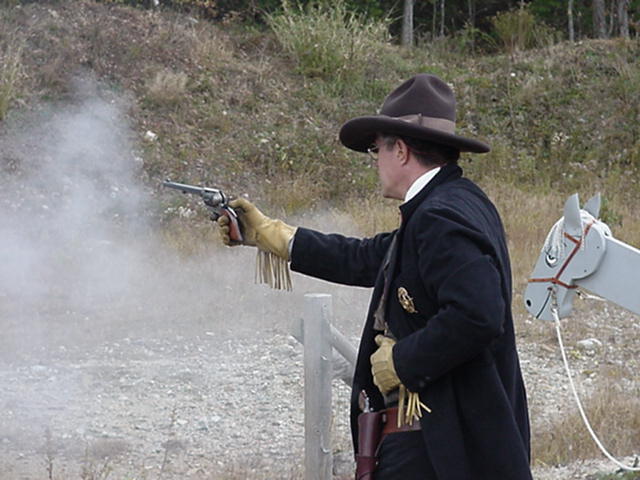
{"left": 355, "top": 410, "right": 384, "bottom": 480}
{"left": 355, "top": 406, "right": 423, "bottom": 479}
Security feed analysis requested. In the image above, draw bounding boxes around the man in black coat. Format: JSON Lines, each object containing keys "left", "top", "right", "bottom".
{"left": 218, "top": 74, "right": 533, "bottom": 480}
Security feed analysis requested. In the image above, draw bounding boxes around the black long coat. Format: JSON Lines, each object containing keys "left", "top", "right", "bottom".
{"left": 290, "top": 164, "right": 532, "bottom": 480}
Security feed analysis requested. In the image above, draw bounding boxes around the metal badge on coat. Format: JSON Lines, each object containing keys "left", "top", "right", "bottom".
{"left": 397, "top": 287, "right": 417, "bottom": 314}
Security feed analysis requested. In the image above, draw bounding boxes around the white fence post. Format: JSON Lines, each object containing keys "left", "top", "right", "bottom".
{"left": 303, "top": 293, "right": 333, "bottom": 480}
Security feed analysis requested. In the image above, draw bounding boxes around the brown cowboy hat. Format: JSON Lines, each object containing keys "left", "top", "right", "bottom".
{"left": 339, "top": 73, "right": 490, "bottom": 154}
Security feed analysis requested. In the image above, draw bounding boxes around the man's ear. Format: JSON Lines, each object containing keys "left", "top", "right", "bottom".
{"left": 396, "top": 139, "right": 410, "bottom": 165}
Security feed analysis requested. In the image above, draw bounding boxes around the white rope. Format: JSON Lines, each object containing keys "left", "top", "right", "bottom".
{"left": 551, "top": 304, "right": 640, "bottom": 471}
{"left": 543, "top": 217, "right": 567, "bottom": 260}
{"left": 542, "top": 211, "right": 605, "bottom": 260}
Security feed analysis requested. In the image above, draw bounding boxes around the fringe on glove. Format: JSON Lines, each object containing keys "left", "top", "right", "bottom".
{"left": 397, "top": 385, "right": 432, "bottom": 428}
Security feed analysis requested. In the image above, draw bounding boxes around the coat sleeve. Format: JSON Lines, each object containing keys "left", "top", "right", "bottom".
{"left": 290, "top": 227, "right": 394, "bottom": 287}
{"left": 392, "top": 207, "right": 506, "bottom": 391}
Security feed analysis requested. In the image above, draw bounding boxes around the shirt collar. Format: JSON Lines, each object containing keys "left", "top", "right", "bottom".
{"left": 403, "top": 167, "right": 441, "bottom": 204}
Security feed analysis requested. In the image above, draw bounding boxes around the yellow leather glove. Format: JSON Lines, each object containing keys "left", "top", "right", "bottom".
{"left": 370, "top": 334, "right": 401, "bottom": 395}
{"left": 217, "top": 198, "right": 296, "bottom": 261}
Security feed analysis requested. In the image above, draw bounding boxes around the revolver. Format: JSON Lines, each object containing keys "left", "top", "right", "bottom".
{"left": 162, "top": 180, "right": 243, "bottom": 243}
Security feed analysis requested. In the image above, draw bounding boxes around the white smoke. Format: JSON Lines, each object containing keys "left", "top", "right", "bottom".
{"left": 0, "top": 77, "right": 372, "bottom": 475}
{"left": 0, "top": 77, "right": 370, "bottom": 357}
{"left": 1, "top": 81, "right": 148, "bottom": 329}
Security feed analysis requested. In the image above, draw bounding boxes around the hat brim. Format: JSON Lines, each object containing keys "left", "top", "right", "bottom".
{"left": 339, "top": 116, "right": 490, "bottom": 154}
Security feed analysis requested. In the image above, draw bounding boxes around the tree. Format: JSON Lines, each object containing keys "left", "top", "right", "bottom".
{"left": 467, "top": 0, "right": 476, "bottom": 27}
{"left": 467, "top": 0, "right": 476, "bottom": 50}
{"left": 432, "top": 0, "right": 437, "bottom": 38}
{"left": 568, "top": 0, "right": 575, "bottom": 42}
{"left": 401, "top": 0, "right": 414, "bottom": 47}
{"left": 617, "top": 0, "right": 630, "bottom": 38}
{"left": 593, "top": 0, "right": 607, "bottom": 38}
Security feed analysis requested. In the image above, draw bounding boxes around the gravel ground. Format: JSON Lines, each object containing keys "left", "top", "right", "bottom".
{"left": 1, "top": 263, "right": 638, "bottom": 480}
{"left": 1, "top": 329, "right": 314, "bottom": 479}
{"left": 0, "top": 246, "right": 367, "bottom": 480}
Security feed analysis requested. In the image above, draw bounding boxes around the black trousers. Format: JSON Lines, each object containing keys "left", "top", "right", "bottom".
{"left": 374, "top": 431, "right": 438, "bottom": 480}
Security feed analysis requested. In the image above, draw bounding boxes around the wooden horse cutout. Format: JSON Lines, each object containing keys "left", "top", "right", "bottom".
{"left": 524, "top": 193, "right": 640, "bottom": 320}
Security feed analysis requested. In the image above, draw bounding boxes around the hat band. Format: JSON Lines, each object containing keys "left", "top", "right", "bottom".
{"left": 394, "top": 114, "right": 456, "bottom": 134}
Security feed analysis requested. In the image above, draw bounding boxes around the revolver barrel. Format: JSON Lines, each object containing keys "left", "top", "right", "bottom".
{"left": 162, "top": 180, "right": 227, "bottom": 208}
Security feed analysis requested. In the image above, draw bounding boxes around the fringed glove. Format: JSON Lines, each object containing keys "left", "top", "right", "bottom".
{"left": 371, "top": 334, "right": 431, "bottom": 427}
{"left": 217, "top": 198, "right": 296, "bottom": 290}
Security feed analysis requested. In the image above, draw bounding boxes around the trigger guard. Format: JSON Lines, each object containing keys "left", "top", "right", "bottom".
{"left": 209, "top": 209, "right": 222, "bottom": 222}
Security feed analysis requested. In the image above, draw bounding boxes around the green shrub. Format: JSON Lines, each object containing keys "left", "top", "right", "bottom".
{"left": 265, "top": 0, "right": 390, "bottom": 88}
{"left": 491, "top": 6, "right": 558, "bottom": 54}
{"left": 452, "top": 21, "right": 499, "bottom": 55}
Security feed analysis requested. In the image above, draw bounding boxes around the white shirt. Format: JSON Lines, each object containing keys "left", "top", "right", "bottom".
{"left": 403, "top": 167, "right": 441, "bottom": 204}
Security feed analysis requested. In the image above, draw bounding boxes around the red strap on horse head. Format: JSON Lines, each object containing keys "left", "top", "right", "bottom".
{"left": 528, "top": 220, "right": 596, "bottom": 290}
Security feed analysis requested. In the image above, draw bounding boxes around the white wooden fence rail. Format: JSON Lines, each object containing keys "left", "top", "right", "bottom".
{"left": 294, "top": 294, "right": 357, "bottom": 480}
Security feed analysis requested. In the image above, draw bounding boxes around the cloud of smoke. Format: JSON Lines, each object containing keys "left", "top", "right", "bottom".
{"left": 0, "top": 79, "right": 150, "bottom": 343}
{"left": 0, "top": 77, "right": 373, "bottom": 473}
{"left": 0, "top": 76, "right": 371, "bottom": 361}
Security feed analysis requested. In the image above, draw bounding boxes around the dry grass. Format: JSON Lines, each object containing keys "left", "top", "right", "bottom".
{"left": 491, "top": 6, "right": 558, "bottom": 56}
{"left": 159, "top": 217, "right": 222, "bottom": 256}
{"left": 4, "top": 1, "right": 636, "bottom": 213}
{"left": 192, "top": 24, "right": 235, "bottom": 70}
{"left": 40, "top": 425, "right": 303, "bottom": 479}
{"left": 146, "top": 69, "right": 189, "bottom": 107}
{"left": 79, "top": 452, "right": 112, "bottom": 480}
{"left": 0, "top": 41, "right": 22, "bottom": 120}
{"left": 5, "top": 1, "right": 199, "bottom": 97}
{"left": 532, "top": 379, "right": 640, "bottom": 466}
{"left": 604, "top": 191, "right": 640, "bottom": 247}
{"left": 342, "top": 192, "right": 401, "bottom": 236}
{"left": 210, "top": 466, "right": 303, "bottom": 480}
{"left": 480, "top": 181, "right": 562, "bottom": 286}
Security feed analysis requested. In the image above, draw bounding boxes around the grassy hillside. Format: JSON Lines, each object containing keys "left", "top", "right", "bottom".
{"left": 3, "top": 1, "right": 639, "bottom": 300}
{"left": 2, "top": 0, "right": 640, "bottom": 472}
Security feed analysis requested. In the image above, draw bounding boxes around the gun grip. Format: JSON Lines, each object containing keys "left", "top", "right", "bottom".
{"left": 221, "top": 207, "right": 244, "bottom": 243}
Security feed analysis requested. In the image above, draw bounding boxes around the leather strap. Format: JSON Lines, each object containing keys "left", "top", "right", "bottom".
{"left": 372, "top": 232, "right": 399, "bottom": 332}
{"left": 382, "top": 406, "right": 422, "bottom": 435}
{"left": 395, "top": 114, "right": 456, "bottom": 133}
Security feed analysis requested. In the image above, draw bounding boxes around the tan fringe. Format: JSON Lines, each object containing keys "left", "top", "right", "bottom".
{"left": 255, "top": 249, "right": 292, "bottom": 291}
{"left": 397, "top": 385, "right": 431, "bottom": 427}
{"left": 397, "top": 384, "right": 406, "bottom": 428}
